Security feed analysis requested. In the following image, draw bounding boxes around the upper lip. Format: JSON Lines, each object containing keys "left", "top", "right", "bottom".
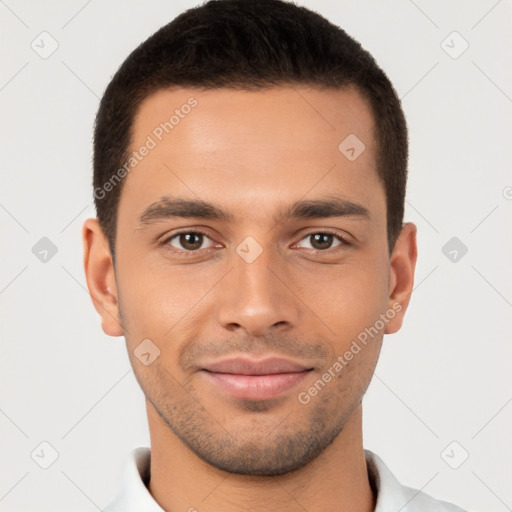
{"left": 202, "top": 357, "right": 313, "bottom": 375}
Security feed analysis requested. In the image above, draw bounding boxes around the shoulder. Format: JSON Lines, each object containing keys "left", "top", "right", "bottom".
{"left": 399, "top": 481, "right": 470, "bottom": 512}
{"left": 365, "top": 450, "right": 472, "bottom": 512}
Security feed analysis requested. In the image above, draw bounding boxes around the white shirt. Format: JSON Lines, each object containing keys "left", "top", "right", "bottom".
{"left": 103, "top": 447, "right": 470, "bottom": 512}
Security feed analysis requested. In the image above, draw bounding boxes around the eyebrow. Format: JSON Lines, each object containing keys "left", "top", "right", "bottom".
{"left": 138, "top": 195, "right": 370, "bottom": 226}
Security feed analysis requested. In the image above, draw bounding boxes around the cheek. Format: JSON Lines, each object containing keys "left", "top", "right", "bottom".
{"left": 115, "top": 257, "right": 221, "bottom": 349}
{"left": 291, "top": 258, "right": 390, "bottom": 340}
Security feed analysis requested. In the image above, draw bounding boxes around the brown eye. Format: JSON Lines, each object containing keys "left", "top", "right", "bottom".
{"left": 180, "top": 233, "right": 203, "bottom": 250}
{"left": 296, "top": 232, "right": 344, "bottom": 251}
{"left": 167, "top": 232, "right": 214, "bottom": 251}
{"left": 311, "top": 233, "right": 333, "bottom": 250}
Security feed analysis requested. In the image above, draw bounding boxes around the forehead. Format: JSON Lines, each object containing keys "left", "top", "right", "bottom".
{"left": 119, "top": 86, "right": 382, "bottom": 224}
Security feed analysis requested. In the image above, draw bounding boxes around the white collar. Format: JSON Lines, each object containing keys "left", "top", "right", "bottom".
{"left": 103, "top": 447, "right": 468, "bottom": 512}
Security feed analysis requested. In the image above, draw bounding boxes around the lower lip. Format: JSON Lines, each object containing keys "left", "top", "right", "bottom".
{"left": 201, "top": 370, "right": 311, "bottom": 400}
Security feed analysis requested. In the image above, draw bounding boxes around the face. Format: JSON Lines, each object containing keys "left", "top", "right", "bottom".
{"left": 84, "top": 86, "right": 416, "bottom": 476}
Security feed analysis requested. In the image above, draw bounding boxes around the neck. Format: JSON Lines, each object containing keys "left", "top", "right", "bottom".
{"left": 146, "top": 401, "right": 375, "bottom": 512}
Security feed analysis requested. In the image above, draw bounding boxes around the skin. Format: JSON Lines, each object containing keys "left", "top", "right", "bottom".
{"left": 83, "top": 86, "right": 417, "bottom": 512}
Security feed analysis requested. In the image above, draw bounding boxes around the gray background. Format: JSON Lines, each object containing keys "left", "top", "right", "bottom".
{"left": 1, "top": 0, "right": 511, "bottom": 511}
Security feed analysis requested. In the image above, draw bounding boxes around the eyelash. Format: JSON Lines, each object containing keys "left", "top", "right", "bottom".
{"left": 160, "top": 229, "right": 351, "bottom": 254}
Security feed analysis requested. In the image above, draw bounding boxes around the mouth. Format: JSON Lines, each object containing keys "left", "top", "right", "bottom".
{"left": 200, "top": 356, "right": 314, "bottom": 401}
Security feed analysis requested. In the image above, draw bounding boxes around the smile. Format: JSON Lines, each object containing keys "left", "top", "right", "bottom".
{"left": 200, "top": 356, "right": 314, "bottom": 400}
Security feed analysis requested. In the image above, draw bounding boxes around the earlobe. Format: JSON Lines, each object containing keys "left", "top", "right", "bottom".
{"left": 385, "top": 222, "right": 418, "bottom": 334}
{"left": 82, "top": 218, "right": 124, "bottom": 337}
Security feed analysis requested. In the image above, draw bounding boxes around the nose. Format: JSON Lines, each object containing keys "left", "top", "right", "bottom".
{"left": 216, "top": 244, "right": 301, "bottom": 337}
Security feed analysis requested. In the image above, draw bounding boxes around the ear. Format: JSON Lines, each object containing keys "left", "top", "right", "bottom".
{"left": 384, "top": 222, "right": 417, "bottom": 334}
{"left": 82, "top": 218, "right": 124, "bottom": 337}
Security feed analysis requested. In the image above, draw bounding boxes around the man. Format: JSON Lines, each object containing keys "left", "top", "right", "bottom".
{"left": 83, "top": 0, "right": 469, "bottom": 510}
